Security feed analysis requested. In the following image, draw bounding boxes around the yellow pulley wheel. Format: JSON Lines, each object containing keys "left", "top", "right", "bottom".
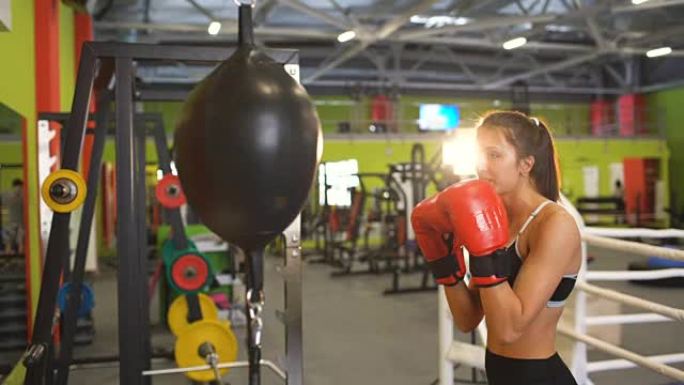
{"left": 41, "top": 169, "right": 87, "bottom": 213}
{"left": 167, "top": 293, "right": 219, "bottom": 336}
{"left": 175, "top": 319, "right": 238, "bottom": 382}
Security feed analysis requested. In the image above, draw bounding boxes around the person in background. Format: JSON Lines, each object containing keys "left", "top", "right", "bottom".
{"left": 1, "top": 179, "right": 25, "bottom": 254}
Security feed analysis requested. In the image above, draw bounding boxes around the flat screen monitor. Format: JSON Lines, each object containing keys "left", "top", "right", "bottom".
{"left": 418, "top": 104, "right": 460, "bottom": 131}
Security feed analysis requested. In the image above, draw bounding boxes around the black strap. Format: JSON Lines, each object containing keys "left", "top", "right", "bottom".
{"left": 427, "top": 255, "right": 459, "bottom": 280}
{"left": 469, "top": 247, "right": 515, "bottom": 279}
{"left": 186, "top": 293, "right": 203, "bottom": 323}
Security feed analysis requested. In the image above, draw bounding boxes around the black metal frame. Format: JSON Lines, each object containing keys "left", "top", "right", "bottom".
{"left": 32, "top": 109, "right": 183, "bottom": 384}
{"left": 23, "top": 42, "right": 302, "bottom": 385}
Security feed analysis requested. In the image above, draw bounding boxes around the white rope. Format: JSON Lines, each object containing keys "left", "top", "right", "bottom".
{"left": 582, "top": 233, "right": 684, "bottom": 262}
{"left": 558, "top": 325, "right": 684, "bottom": 381}
{"left": 586, "top": 269, "right": 684, "bottom": 281}
{"left": 584, "top": 227, "right": 684, "bottom": 239}
{"left": 586, "top": 313, "right": 672, "bottom": 326}
{"left": 587, "top": 353, "right": 684, "bottom": 373}
{"left": 577, "top": 281, "right": 684, "bottom": 321}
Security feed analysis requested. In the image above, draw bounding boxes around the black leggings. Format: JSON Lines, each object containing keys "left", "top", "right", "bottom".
{"left": 485, "top": 349, "right": 578, "bottom": 385}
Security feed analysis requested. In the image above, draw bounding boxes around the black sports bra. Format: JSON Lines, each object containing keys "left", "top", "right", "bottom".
{"left": 506, "top": 201, "right": 577, "bottom": 308}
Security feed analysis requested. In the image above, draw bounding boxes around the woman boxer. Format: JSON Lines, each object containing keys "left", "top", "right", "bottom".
{"left": 412, "top": 111, "right": 581, "bottom": 385}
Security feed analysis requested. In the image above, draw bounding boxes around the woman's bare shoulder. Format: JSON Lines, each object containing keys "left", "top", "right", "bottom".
{"left": 530, "top": 203, "right": 580, "bottom": 245}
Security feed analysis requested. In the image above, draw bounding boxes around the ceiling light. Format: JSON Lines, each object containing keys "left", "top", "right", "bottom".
{"left": 207, "top": 21, "right": 221, "bottom": 36}
{"left": 646, "top": 46, "right": 672, "bottom": 58}
{"left": 337, "top": 30, "right": 356, "bottom": 43}
{"left": 410, "top": 15, "right": 471, "bottom": 28}
{"left": 631, "top": 0, "right": 650, "bottom": 4}
{"left": 503, "top": 36, "right": 527, "bottom": 50}
{"left": 410, "top": 15, "right": 428, "bottom": 24}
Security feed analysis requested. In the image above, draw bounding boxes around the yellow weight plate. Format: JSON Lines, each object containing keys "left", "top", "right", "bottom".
{"left": 167, "top": 293, "right": 219, "bottom": 336}
{"left": 41, "top": 169, "right": 87, "bottom": 213}
{"left": 174, "top": 319, "right": 239, "bottom": 382}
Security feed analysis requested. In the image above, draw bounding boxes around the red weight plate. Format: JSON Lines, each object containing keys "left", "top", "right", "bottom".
{"left": 156, "top": 174, "right": 186, "bottom": 209}
{"left": 171, "top": 254, "right": 209, "bottom": 292}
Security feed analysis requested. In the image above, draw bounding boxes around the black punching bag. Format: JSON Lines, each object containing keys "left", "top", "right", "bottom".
{"left": 175, "top": 4, "right": 322, "bottom": 251}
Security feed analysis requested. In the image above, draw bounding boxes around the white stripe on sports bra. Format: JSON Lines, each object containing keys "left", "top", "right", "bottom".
{"left": 513, "top": 200, "right": 554, "bottom": 258}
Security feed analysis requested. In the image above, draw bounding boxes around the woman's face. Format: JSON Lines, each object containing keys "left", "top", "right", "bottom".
{"left": 476, "top": 126, "right": 525, "bottom": 195}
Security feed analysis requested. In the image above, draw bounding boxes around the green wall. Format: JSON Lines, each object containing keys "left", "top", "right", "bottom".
{"left": 0, "top": 0, "right": 35, "bottom": 124}
{"left": 0, "top": 141, "right": 23, "bottom": 191}
{"left": 322, "top": 137, "right": 668, "bottom": 205}
{"left": 647, "top": 87, "right": 684, "bottom": 213}
{"left": 0, "top": 0, "right": 78, "bottom": 326}
{"left": 143, "top": 96, "right": 667, "bottom": 211}
{"left": 145, "top": 101, "right": 184, "bottom": 133}
{"left": 59, "top": 3, "right": 75, "bottom": 111}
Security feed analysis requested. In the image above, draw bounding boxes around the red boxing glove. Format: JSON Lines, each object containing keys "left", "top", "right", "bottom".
{"left": 437, "top": 180, "right": 511, "bottom": 287}
{"left": 411, "top": 195, "right": 466, "bottom": 286}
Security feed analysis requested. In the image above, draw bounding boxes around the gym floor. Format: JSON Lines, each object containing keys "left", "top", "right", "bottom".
{"left": 6, "top": 246, "right": 683, "bottom": 385}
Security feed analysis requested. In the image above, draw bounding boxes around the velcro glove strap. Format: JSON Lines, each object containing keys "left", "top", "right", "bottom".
{"left": 427, "top": 255, "right": 462, "bottom": 286}
{"left": 469, "top": 247, "right": 515, "bottom": 287}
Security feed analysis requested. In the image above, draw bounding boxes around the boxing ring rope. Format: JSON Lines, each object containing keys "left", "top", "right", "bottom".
{"left": 437, "top": 195, "right": 684, "bottom": 385}
{"left": 584, "top": 227, "right": 684, "bottom": 239}
{"left": 576, "top": 281, "right": 684, "bottom": 321}
{"left": 558, "top": 326, "right": 684, "bottom": 381}
{"left": 586, "top": 269, "right": 684, "bottom": 281}
{"left": 586, "top": 353, "right": 684, "bottom": 373}
{"left": 585, "top": 313, "right": 671, "bottom": 326}
{"left": 581, "top": 233, "right": 684, "bottom": 262}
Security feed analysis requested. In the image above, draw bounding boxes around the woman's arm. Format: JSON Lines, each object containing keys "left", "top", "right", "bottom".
{"left": 444, "top": 281, "right": 483, "bottom": 332}
{"left": 478, "top": 209, "right": 580, "bottom": 344}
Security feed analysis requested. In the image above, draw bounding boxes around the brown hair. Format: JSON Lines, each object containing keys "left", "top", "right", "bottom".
{"left": 478, "top": 110, "right": 560, "bottom": 201}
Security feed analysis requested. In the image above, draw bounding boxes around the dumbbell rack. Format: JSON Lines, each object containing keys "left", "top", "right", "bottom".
{"left": 22, "top": 42, "right": 305, "bottom": 385}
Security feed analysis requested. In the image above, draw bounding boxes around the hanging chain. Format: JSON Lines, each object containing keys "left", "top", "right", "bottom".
{"left": 247, "top": 289, "right": 265, "bottom": 347}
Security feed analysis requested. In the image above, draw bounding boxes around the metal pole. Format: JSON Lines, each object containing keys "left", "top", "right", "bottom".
{"left": 24, "top": 44, "right": 98, "bottom": 385}
{"left": 283, "top": 216, "right": 304, "bottom": 385}
{"left": 437, "top": 286, "right": 454, "bottom": 385}
{"left": 135, "top": 109, "right": 152, "bottom": 385}
{"left": 115, "top": 57, "right": 146, "bottom": 385}
{"left": 55, "top": 93, "right": 111, "bottom": 385}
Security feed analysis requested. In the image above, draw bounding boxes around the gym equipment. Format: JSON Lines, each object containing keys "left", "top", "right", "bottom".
{"left": 23, "top": 39, "right": 307, "bottom": 385}
{"left": 40, "top": 169, "right": 87, "bottom": 213}
{"left": 174, "top": 319, "right": 238, "bottom": 382}
{"left": 383, "top": 144, "right": 463, "bottom": 295}
{"left": 173, "top": 5, "right": 319, "bottom": 385}
{"left": 155, "top": 174, "right": 186, "bottom": 209}
{"left": 161, "top": 239, "right": 214, "bottom": 294}
{"left": 327, "top": 173, "right": 401, "bottom": 277}
{"left": 56, "top": 283, "right": 94, "bottom": 318}
{"left": 576, "top": 196, "right": 626, "bottom": 226}
{"left": 175, "top": 4, "right": 321, "bottom": 251}
{"left": 647, "top": 255, "right": 684, "bottom": 268}
{"left": 628, "top": 253, "right": 684, "bottom": 287}
{"left": 169, "top": 253, "right": 211, "bottom": 292}
{"left": 167, "top": 293, "right": 218, "bottom": 336}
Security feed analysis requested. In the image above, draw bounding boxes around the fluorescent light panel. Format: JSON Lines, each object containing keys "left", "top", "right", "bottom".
{"left": 503, "top": 36, "right": 527, "bottom": 50}
{"left": 337, "top": 30, "right": 356, "bottom": 43}
{"left": 646, "top": 46, "right": 672, "bottom": 58}
{"left": 207, "top": 21, "right": 221, "bottom": 35}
